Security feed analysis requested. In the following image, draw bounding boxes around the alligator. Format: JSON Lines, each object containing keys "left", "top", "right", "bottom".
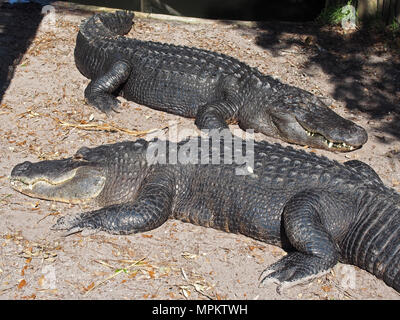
{"left": 74, "top": 11, "right": 367, "bottom": 152}
{"left": 10, "top": 135, "right": 399, "bottom": 293}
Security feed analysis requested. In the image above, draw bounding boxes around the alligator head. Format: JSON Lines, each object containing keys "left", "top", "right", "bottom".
{"left": 10, "top": 157, "right": 106, "bottom": 204}
{"left": 239, "top": 77, "right": 368, "bottom": 152}
{"left": 10, "top": 140, "right": 150, "bottom": 204}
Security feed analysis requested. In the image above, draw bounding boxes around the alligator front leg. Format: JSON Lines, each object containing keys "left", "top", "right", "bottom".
{"left": 84, "top": 60, "right": 131, "bottom": 114}
{"left": 52, "top": 173, "right": 174, "bottom": 235}
{"left": 260, "top": 191, "right": 343, "bottom": 292}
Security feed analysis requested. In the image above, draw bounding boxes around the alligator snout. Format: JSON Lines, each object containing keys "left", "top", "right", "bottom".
{"left": 322, "top": 120, "right": 368, "bottom": 149}
{"left": 346, "top": 124, "right": 368, "bottom": 146}
{"left": 11, "top": 161, "right": 33, "bottom": 177}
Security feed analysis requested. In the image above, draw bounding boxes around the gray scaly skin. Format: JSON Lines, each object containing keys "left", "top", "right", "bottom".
{"left": 10, "top": 136, "right": 400, "bottom": 292}
{"left": 75, "top": 11, "right": 367, "bottom": 152}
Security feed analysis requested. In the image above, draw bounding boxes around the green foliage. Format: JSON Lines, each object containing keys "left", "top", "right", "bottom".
{"left": 388, "top": 19, "right": 400, "bottom": 34}
{"left": 363, "top": 15, "right": 400, "bottom": 37}
{"left": 316, "top": 0, "right": 356, "bottom": 26}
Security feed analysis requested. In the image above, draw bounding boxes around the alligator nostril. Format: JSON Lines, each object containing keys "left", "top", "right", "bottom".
{"left": 19, "top": 161, "right": 32, "bottom": 170}
{"left": 11, "top": 161, "right": 32, "bottom": 176}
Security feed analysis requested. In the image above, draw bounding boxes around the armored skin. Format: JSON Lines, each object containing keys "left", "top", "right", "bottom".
{"left": 74, "top": 11, "right": 367, "bottom": 152}
{"left": 10, "top": 136, "right": 400, "bottom": 292}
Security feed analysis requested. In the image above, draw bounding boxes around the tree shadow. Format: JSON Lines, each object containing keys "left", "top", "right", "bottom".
{"left": 252, "top": 20, "right": 400, "bottom": 142}
{"left": 0, "top": 2, "right": 45, "bottom": 104}
{"left": 176, "top": 0, "right": 324, "bottom": 22}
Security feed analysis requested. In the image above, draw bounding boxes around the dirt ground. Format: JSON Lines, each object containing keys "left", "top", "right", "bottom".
{"left": 0, "top": 3, "right": 399, "bottom": 300}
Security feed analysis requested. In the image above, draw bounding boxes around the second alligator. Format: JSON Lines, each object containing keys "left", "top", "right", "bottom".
{"left": 75, "top": 11, "right": 367, "bottom": 151}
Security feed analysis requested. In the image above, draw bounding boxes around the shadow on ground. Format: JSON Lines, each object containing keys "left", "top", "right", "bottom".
{"left": 0, "top": 2, "right": 44, "bottom": 104}
{"left": 1, "top": 2, "right": 400, "bottom": 143}
{"left": 252, "top": 21, "right": 400, "bottom": 142}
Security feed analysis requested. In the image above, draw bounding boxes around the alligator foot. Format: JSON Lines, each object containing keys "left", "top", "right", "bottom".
{"left": 85, "top": 92, "right": 121, "bottom": 115}
{"left": 259, "top": 190, "right": 342, "bottom": 293}
{"left": 259, "top": 252, "right": 331, "bottom": 293}
{"left": 51, "top": 211, "right": 99, "bottom": 236}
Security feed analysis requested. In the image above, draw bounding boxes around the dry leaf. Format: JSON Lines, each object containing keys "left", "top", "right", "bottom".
{"left": 85, "top": 282, "right": 95, "bottom": 291}
{"left": 181, "top": 286, "right": 190, "bottom": 298}
{"left": 38, "top": 275, "right": 46, "bottom": 287}
{"left": 181, "top": 251, "right": 197, "bottom": 260}
{"left": 21, "top": 265, "right": 28, "bottom": 276}
{"left": 18, "top": 279, "right": 27, "bottom": 289}
{"left": 321, "top": 285, "right": 331, "bottom": 292}
{"left": 128, "top": 271, "right": 138, "bottom": 279}
{"left": 392, "top": 179, "right": 400, "bottom": 187}
{"left": 148, "top": 269, "right": 155, "bottom": 279}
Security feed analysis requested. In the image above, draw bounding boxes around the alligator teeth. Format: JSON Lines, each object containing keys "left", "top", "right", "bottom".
{"left": 323, "top": 138, "right": 356, "bottom": 150}
{"left": 305, "top": 129, "right": 356, "bottom": 150}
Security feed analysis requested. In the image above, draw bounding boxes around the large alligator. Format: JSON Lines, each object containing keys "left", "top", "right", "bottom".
{"left": 74, "top": 11, "right": 367, "bottom": 152}
{"left": 10, "top": 135, "right": 399, "bottom": 293}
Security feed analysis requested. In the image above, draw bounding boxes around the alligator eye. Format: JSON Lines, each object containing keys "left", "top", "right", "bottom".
{"left": 74, "top": 146, "right": 91, "bottom": 161}
{"left": 73, "top": 154, "right": 88, "bottom": 161}
{"left": 76, "top": 146, "right": 91, "bottom": 155}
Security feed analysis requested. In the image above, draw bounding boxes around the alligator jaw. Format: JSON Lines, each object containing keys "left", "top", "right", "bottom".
{"left": 10, "top": 178, "right": 79, "bottom": 204}
{"left": 293, "top": 115, "right": 367, "bottom": 152}
{"left": 10, "top": 163, "right": 106, "bottom": 204}
{"left": 303, "top": 127, "right": 357, "bottom": 151}
{"left": 10, "top": 167, "right": 78, "bottom": 190}
{"left": 266, "top": 113, "right": 366, "bottom": 152}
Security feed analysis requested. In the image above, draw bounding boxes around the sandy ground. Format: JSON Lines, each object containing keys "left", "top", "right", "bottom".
{"left": 0, "top": 3, "right": 400, "bottom": 300}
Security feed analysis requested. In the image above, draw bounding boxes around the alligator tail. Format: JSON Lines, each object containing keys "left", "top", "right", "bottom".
{"left": 97, "top": 11, "right": 134, "bottom": 36}
{"left": 342, "top": 195, "right": 400, "bottom": 292}
{"left": 79, "top": 11, "right": 134, "bottom": 38}
{"left": 75, "top": 11, "right": 134, "bottom": 79}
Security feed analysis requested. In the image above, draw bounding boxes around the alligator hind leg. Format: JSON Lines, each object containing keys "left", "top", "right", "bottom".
{"left": 194, "top": 78, "right": 240, "bottom": 131}
{"left": 84, "top": 60, "right": 131, "bottom": 114}
{"left": 260, "top": 191, "right": 341, "bottom": 292}
{"left": 52, "top": 172, "right": 173, "bottom": 235}
{"left": 195, "top": 100, "right": 238, "bottom": 131}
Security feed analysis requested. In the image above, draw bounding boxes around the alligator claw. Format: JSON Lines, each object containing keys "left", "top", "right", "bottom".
{"left": 86, "top": 95, "right": 121, "bottom": 115}
{"left": 51, "top": 212, "right": 99, "bottom": 236}
{"left": 110, "top": 100, "right": 121, "bottom": 113}
{"left": 259, "top": 252, "right": 331, "bottom": 293}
